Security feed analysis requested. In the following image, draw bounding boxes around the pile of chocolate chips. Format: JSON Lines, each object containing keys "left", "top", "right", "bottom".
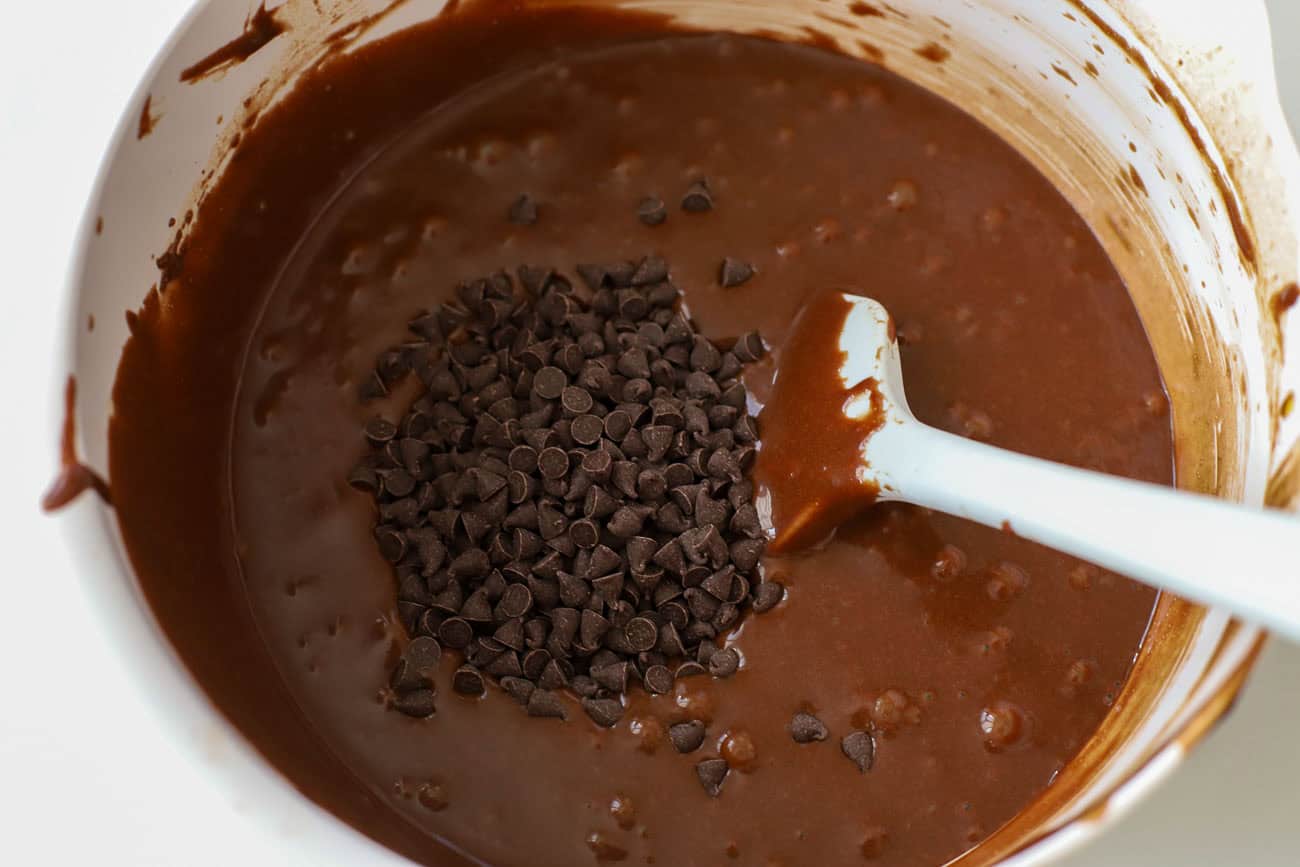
{"left": 350, "top": 256, "right": 782, "bottom": 729}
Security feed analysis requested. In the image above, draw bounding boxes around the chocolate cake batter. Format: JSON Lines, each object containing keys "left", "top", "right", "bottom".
{"left": 109, "top": 5, "right": 1172, "bottom": 865}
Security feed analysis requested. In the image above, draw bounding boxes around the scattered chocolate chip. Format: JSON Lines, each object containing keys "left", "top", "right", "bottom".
{"left": 719, "top": 258, "right": 756, "bottom": 288}
{"left": 748, "top": 579, "right": 782, "bottom": 612}
{"left": 695, "top": 758, "right": 729, "bottom": 797}
{"left": 732, "top": 330, "right": 767, "bottom": 363}
{"left": 500, "top": 676, "right": 535, "bottom": 706}
{"left": 364, "top": 417, "right": 397, "bottom": 444}
{"left": 670, "top": 720, "right": 707, "bottom": 754}
{"left": 681, "top": 179, "right": 714, "bottom": 213}
{"left": 707, "top": 646, "right": 740, "bottom": 678}
{"left": 508, "top": 193, "right": 539, "bottom": 225}
{"left": 641, "top": 664, "right": 672, "bottom": 694}
{"left": 527, "top": 688, "right": 567, "bottom": 720}
{"left": 791, "top": 712, "right": 828, "bottom": 744}
{"left": 638, "top": 196, "right": 668, "bottom": 226}
{"left": 841, "top": 730, "right": 875, "bottom": 773}
{"left": 582, "top": 697, "right": 625, "bottom": 728}
{"left": 402, "top": 636, "right": 442, "bottom": 676}
{"left": 593, "top": 660, "right": 630, "bottom": 693}
{"left": 453, "top": 665, "right": 486, "bottom": 696}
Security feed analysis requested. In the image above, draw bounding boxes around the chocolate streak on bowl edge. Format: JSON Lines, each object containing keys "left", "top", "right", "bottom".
{"left": 42, "top": 376, "right": 111, "bottom": 512}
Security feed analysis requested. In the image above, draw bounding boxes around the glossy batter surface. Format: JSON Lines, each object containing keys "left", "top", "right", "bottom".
{"left": 110, "top": 8, "right": 1171, "bottom": 866}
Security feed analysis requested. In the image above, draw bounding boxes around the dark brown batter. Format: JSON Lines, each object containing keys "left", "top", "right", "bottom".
{"left": 108, "top": 6, "right": 1172, "bottom": 866}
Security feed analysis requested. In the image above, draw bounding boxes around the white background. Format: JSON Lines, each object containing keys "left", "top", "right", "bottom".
{"left": 1, "top": 1, "right": 1298, "bottom": 864}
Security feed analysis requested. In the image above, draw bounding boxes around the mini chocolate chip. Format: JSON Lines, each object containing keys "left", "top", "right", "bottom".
{"left": 348, "top": 465, "right": 381, "bottom": 493}
{"left": 681, "top": 179, "right": 714, "bottom": 213}
{"left": 791, "top": 712, "right": 828, "bottom": 744}
{"left": 484, "top": 650, "right": 522, "bottom": 679}
{"left": 708, "top": 647, "right": 741, "bottom": 678}
{"left": 402, "top": 636, "right": 442, "bottom": 673}
{"left": 508, "top": 445, "right": 539, "bottom": 473}
{"left": 718, "top": 259, "right": 754, "bottom": 288}
{"left": 438, "top": 617, "right": 473, "bottom": 649}
{"left": 460, "top": 588, "right": 493, "bottom": 622}
{"left": 589, "top": 544, "right": 622, "bottom": 576}
{"left": 624, "top": 617, "right": 658, "bottom": 652}
{"left": 452, "top": 665, "right": 486, "bottom": 696}
{"left": 685, "top": 587, "right": 720, "bottom": 621}
{"left": 603, "top": 409, "right": 633, "bottom": 442}
{"left": 593, "top": 661, "right": 630, "bottom": 693}
{"left": 522, "top": 646, "right": 551, "bottom": 679}
{"left": 394, "top": 689, "right": 436, "bottom": 718}
{"left": 526, "top": 688, "right": 567, "bottom": 720}
{"left": 580, "top": 608, "right": 612, "bottom": 647}
{"left": 670, "top": 720, "right": 707, "bottom": 753}
{"left": 637, "top": 321, "right": 666, "bottom": 347}
{"left": 631, "top": 255, "right": 669, "bottom": 286}
{"left": 375, "top": 527, "right": 407, "bottom": 563}
{"left": 365, "top": 417, "right": 397, "bottom": 444}
{"left": 494, "top": 617, "right": 526, "bottom": 651}
{"left": 569, "top": 518, "right": 600, "bottom": 549}
{"left": 841, "top": 730, "right": 875, "bottom": 773}
{"left": 556, "top": 343, "right": 585, "bottom": 375}
{"left": 712, "top": 602, "right": 740, "bottom": 631}
{"left": 570, "top": 675, "right": 600, "bottom": 698}
{"left": 733, "top": 330, "right": 767, "bottom": 363}
{"left": 657, "top": 621, "right": 687, "bottom": 656}
{"left": 608, "top": 506, "right": 648, "bottom": 538}
{"left": 539, "top": 447, "right": 570, "bottom": 480}
{"left": 591, "top": 572, "right": 625, "bottom": 605}
{"left": 643, "top": 665, "right": 674, "bottom": 694}
{"left": 584, "top": 485, "right": 619, "bottom": 519}
{"left": 533, "top": 366, "right": 567, "bottom": 399}
{"left": 695, "top": 758, "right": 729, "bottom": 797}
{"left": 497, "top": 583, "right": 533, "bottom": 619}
{"left": 752, "top": 581, "right": 785, "bottom": 613}
{"left": 616, "top": 290, "right": 649, "bottom": 321}
{"left": 582, "top": 448, "right": 613, "bottom": 477}
{"left": 675, "top": 660, "right": 707, "bottom": 680}
{"left": 617, "top": 347, "right": 651, "bottom": 380}
{"left": 538, "top": 658, "right": 569, "bottom": 690}
{"left": 582, "top": 697, "right": 625, "bottom": 728}
{"left": 702, "top": 569, "right": 735, "bottom": 600}
{"left": 571, "top": 413, "right": 604, "bottom": 445}
{"left": 500, "top": 676, "right": 535, "bottom": 706}
{"left": 449, "top": 548, "right": 490, "bottom": 579}
{"left": 638, "top": 196, "right": 668, "bottom": 226}
{"left": 689, "top": 336, "right": 722, "bottom": 373}
{"left": 561, "top": 385, "right": 594, "bottom": 415}
{"left": 508, "top": 194, "right": 539, "bottom": 225}
{"left": 554, "top": 571, "right": 587, "bottom": 607}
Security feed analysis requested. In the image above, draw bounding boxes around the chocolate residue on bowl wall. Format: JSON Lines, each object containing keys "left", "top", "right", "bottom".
{"left": 137, "top": 94, "right": 159, "bottom": 139}
{"left": 43, "top": 376, "right": 111, "bottom": 512}
{"left": 1065, "top": 0, "right": 1258, "bottom": 275}
{"left": 180, "top": 2, "right": 286, "bottom": 83}
{"left": 1271, "top": 281, "right": 1299, "bottom": 327}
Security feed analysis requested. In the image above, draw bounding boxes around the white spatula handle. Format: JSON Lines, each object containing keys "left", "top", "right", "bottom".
{"left": 873, "top": 421, "right": 1300, "bottom": 640}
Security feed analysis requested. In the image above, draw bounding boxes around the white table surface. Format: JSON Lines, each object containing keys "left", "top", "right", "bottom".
{"left": 1, "top": 1, "right": 1297, "bottom": 864}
